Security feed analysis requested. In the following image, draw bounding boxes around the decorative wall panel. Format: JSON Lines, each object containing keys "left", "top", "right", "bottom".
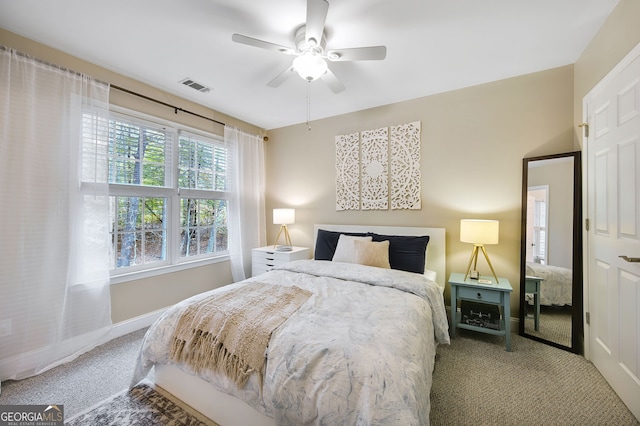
{"left": 335, "top": 132, "right": 360, "bottom": 211}
{"left": 360, "top": 127, "right": 389, "bottom": 210}
{"left": 390, "top": 121, "right": 421, "bottom": 209}
{"left": 335, "top": 121, "right": 421, "bottom": 211}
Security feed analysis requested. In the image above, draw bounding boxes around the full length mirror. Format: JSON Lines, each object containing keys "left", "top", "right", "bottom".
{"left": 519, "top": 151, "right": 583, "bottom": 353}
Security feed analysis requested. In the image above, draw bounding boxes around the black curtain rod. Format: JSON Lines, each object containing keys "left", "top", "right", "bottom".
{"left": 111, "top": 84, "right": 225, "bottom": 127}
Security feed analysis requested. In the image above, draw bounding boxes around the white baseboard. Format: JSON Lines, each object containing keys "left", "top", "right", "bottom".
{"left": 109, "top": 307, "right": 168, "bottom": 340}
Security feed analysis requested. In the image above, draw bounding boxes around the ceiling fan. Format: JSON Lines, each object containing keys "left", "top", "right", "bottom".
{"left": 231, "top": 0, "right": 387, "bottom": 94}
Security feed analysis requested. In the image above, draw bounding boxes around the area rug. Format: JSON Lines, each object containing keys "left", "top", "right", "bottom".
{"left": 66, "top": 381, "right": 218, "bottom": 425}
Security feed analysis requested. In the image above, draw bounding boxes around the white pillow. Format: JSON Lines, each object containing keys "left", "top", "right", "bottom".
{"left": 332, "top": 234, "right": 372, "bottom": 263}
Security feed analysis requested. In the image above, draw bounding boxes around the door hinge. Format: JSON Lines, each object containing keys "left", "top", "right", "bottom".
{"left": 586, "top": 312, "right": 590, "bottom": 325}
{"left": 579, "top": 122, "right": 589, "bottom": 137}
{"left": 585, "top": 218, "right": 590, "bottom": 231}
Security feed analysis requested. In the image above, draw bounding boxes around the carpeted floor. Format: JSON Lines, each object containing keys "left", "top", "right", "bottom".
{"left": 430, "top": 329, "right": 639, "bottom": 425}
{"left": 1, "top": 327, "right": 638, "bottom": 425}
{"left": 0, "top": 328, "right": 147, "bottom": 417}
{"left": 523, "top": 305, "right": 572, "bottom": 347}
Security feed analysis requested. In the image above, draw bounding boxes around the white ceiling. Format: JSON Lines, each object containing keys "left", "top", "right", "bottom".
{"left": 0, "top": 0, "right": 620, "bottom": 130}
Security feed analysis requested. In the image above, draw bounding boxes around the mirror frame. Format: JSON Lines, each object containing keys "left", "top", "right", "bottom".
{"left": 519, "top": 151, "right": 583, "bottom": 354}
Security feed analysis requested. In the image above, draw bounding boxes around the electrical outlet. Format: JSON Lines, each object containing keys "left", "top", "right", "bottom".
{"left": 0, "top": 319, "right": 12, "bottom": 337}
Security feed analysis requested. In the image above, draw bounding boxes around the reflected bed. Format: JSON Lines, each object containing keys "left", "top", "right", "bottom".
{"left": 526, "top": 262, "right": 572, "bottom": 306}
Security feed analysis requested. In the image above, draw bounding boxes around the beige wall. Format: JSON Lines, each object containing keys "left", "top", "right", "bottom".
{"left": 0, "top": 28, "right": 257, "bottom": 323}
{"left": 109, "top": 262, "right": 233, "bottom": 323}
{"left": 266, "top": 65, "right": 576, "bottom": 316}
{"left": 4, "top": 0, "right": 638, "bottom": 324}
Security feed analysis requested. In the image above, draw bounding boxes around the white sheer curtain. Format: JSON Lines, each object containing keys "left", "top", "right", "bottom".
{"left": 225, "top": 125, "right": 266, "bottom": 281}
{"left": 0, "top": 47, "right": 112, "bottom": 383}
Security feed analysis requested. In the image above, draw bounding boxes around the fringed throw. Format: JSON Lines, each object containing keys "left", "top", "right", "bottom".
{"left": 169, "top": 283, "right": 312, "bottom": 389}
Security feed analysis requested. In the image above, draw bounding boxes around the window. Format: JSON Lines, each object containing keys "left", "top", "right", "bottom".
{"left": 177, "top": 131, "right": 229, "bottom": 260}
{"left": 84, "top": 110, "right": 231, "bottom": 275}
{"left": 112, "top": 196, "right": 167, "bottom": 268}
{"left": 179, "top": 198, "right": 227, "bottom": 257}
{"left": 533, "top": 198, "right": 547, "bottom": 265}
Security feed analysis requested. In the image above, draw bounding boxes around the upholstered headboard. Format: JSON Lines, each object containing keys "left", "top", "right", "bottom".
{"left": 313, "top": 224, "right": 446, "bottom": 293}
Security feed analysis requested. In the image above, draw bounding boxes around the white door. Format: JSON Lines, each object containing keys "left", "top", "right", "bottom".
{"left": 584, "top": 42, "right": 640, "bottom": 421}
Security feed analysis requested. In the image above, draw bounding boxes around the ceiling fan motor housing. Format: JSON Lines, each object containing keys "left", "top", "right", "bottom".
{"left": 295, "top": 25, "right": 326, "bottom": 55}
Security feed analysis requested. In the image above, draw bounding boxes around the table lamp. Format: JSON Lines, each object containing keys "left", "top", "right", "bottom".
{"left": 273, "top": 208, "right": 295, "bottom": 251}
{"left": 460, "top": 219, "right": 499, "bottom": 282}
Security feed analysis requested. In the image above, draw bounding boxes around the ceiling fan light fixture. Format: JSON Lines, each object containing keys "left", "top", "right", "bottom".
{"left": 293, "top": 52, "right": 328, "bottom": 81}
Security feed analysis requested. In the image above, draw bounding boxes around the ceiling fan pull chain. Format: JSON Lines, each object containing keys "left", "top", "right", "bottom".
{"left": 307, "top": 81, "right": 312, "bottom": 131}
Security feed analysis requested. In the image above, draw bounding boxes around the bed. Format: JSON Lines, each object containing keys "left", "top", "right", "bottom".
{"left": 525, "top": 262, "right": 573, "bottom": 306}
{"left": 131, "top": 224, "right": 449, "bottom": 425}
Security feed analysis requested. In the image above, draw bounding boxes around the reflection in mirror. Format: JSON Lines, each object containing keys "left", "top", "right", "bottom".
{"left": 520, "top": 152, "right": 582, "bottom": 353}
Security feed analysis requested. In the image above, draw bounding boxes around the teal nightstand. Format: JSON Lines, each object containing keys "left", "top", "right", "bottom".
{"left": 525, "top": 275, "right": 543, "bottom": 331}
{"left": 448, "top": 272, "right": 513, "bottom": 351}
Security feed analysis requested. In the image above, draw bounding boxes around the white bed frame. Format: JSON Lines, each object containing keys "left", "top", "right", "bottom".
{"left": 154, "top": 225, "right": 446, "bottom": 425}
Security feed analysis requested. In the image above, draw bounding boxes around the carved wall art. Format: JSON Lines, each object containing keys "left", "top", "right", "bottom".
{"left": 335, "top": 121, "right": 421, "bottom": 211}
{"left": 360, "top": 127, "right": 389, "bottom": 210}
{"left": 390, "top": 121, "right": 421, "bottom": 210}
{"left": 335, "top": 132, "right": 360, "bottom": 211}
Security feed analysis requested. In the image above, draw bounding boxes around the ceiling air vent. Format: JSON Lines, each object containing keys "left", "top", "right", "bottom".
{"left": 179, "top": 78, "right": 211, "bottom": 93}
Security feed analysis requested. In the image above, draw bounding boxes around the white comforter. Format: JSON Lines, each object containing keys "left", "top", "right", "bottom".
{"left": 526, "top": 262, "right": 573, "bottom": 306}
{"left": 132, "top": 259, "right": 450, "bottom": 425}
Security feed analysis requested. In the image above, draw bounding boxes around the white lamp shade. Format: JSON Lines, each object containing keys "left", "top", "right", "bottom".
{"left": 460, "top": 219, "right": 499, "bottom": 245}
{"left": 273, "top": 208, "right": 295, "bottom": 225}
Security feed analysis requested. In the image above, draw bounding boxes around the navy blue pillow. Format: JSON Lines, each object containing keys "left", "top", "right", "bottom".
{"left": 367, "top": 233, "right": 430, "bottom": 274}
{"left": 314, "top": 229, "right": 368, "bottom": 260}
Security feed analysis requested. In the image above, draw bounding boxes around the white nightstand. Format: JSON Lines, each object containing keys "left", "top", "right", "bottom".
{"left": 251, "top": 246, "right": 310, "bottom": 276}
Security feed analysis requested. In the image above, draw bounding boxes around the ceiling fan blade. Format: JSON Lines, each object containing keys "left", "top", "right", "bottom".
{"left": 321, "top": 67, "right": 345, "bottom": 94}
{"left": 232, "top": 34, "right": 295, "bottom": 55}
{"left": 326, "top": 46, "right": 387, "bottom": 61}
{"left": 305, "top": 0, "right": 329, "bottom": 46}
{"left": 267, "top": 65, "right": 296, "bottom": 88}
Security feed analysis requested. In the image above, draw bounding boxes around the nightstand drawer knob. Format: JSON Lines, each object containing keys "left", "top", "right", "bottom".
{"left": 477, "top": 292, "right": 482, "bottom": 300}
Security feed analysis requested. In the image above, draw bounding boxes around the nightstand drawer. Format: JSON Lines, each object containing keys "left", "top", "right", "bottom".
{"left": 251, "top": 256, "right": 282, "bottom": 276}
{"left": 252, "top": 257, "right": 279, "bottom": 269}
{"left": 457, "top": 286, "right": 502, "bottom": 304}
{"left": 251, "top": 246, "right": 310, "bottom": 277}
{"left": 252, "top": 264, "right": 274, "bottom": 275}
{"left": 253, "top": 249, "right": 293, "bottom": 263}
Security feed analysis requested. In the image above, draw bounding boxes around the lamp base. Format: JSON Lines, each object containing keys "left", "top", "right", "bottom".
{"left": 464, "top": 244, "right": 499, "bottom": 282}
{"left": 273, "top": 225, "right": 293, "bottom": 250}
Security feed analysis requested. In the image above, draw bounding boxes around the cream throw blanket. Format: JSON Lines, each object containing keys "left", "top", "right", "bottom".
{"left": 169, "top": 283, "right": 312, "bottom": 388}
